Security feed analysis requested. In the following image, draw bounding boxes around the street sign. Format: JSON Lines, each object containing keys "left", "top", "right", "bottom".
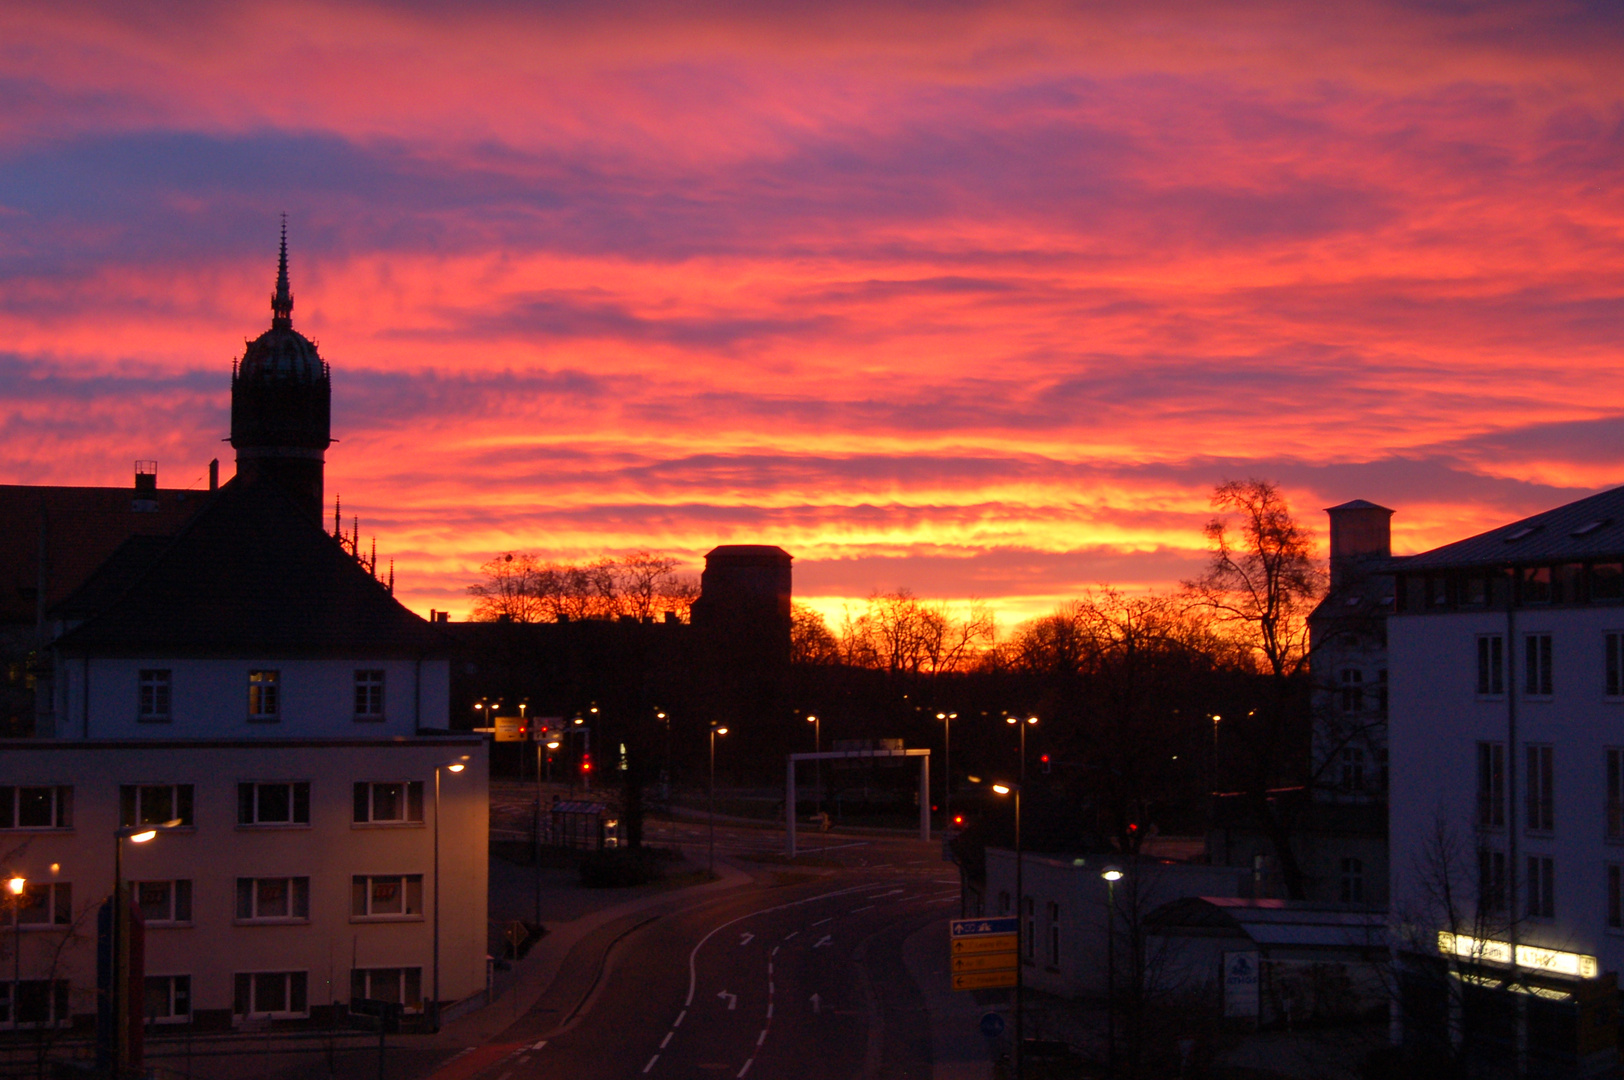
{"left": 533, "top": 717, "right": 563, "bottom": 741}
{"left": 950, "top": 917, "right": 1018, "bottom": 991}
{"left": 494, "top": 715, "right": 524, "bottom": 743}
{"left": 979, "top": 1012, "right": 1006, "bottom": 1038}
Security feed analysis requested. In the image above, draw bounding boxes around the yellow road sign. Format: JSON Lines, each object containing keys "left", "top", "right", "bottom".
{"left": 952, "top": 953, "right": 1018, "bottom": 974}
{"left": 951, "top": 933, "right": 1019, "bottom": 956}
{"left": 952, "top": 969, "right": 1018, "bottom": 991}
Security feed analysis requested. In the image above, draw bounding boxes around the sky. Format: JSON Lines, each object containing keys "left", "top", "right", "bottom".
{"left": 2, "top": 0, "right": 1621, "bottom": 627}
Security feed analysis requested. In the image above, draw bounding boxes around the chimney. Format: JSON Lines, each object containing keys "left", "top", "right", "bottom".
{"left": 1326, "top": 500, "right": 1393, "bottom": 589}
{"left": 133, "top": 460, "right": 159, "bottom": 512}
{"left": 209, "top": 459, "right": 219, "bottom": 491}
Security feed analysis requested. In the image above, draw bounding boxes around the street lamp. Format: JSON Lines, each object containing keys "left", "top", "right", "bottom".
{"left": 7, "top": 875, "right": 23, "bottom": 1038}
{"left": 937, "top": 712, "right": 957, "bottom": 832}
{"left": 1101, "top": 866, "right": 1124, "bottom": 1077}
{"left": 1002, "top": 713, "right": 1038, "bottom": 1079}
{"left": 110, "top": 819, "right": 182, "bottom": 1076}
{"left": 807, "top": 715, "right": 821, "bottom": 816}
{"left": 432, "top": 757, "right": 469, "bottom": 1030}
{"left": 1210, "top": 714, "right": 1221, "bottom": 792}
{"left": 709, "top": 724, "right": 728, "bottom": 876}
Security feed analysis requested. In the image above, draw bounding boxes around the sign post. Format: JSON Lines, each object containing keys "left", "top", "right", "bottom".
{"left": 950, "top": 917, "right": 1019, "bottom": 990}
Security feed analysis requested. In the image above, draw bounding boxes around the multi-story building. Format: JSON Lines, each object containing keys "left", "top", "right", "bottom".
{"left": 1388, "top": 486, "right": 1624, "bottom": 1075}
{"left": 0, "top": 228, "right": 487, "bottom": 1037}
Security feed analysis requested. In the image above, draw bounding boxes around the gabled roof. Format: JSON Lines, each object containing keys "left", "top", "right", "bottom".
{"left": 52, "top": 534, "right": 173, "bottom": 622}
{"left": 55, "top": 480, "right": 446, "bottom": 658}
{"left": 1398, "top": 485, "right": 1624, "bottom": 571}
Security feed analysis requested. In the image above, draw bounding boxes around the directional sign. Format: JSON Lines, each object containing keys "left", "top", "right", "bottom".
{"left": 980, "top": 1013, "right": 1006, "bottom": 1038}
{"left": 952, "top": 969, "right": 1018, "bottom": 991}
{"left": 950, "top": 917, "right": 1018, "bottom": 992}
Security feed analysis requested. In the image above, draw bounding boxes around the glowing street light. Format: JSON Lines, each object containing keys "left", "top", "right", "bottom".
{"left": 431, "top": 757, "right": 469, "bottom": 1029}
{"left": 709, "top": 724, "right": 728, "bottom": 876}
{"left": 1102, "top": 864, "right": 1124, "bottom": 1075}
{"left": 807, "top": 715, "right": 821, "bottom": 815}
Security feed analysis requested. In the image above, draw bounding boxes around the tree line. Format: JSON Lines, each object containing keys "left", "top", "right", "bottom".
{"left": 466, "top": 550, "right": 700, "bottom": 623}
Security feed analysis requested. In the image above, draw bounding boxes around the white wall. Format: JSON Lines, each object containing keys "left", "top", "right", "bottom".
{"left": 57, "top": 657, "right": 451, "bottom": 739}
{"left": 0, "top": 739, "right": 488, "bottom": 1024}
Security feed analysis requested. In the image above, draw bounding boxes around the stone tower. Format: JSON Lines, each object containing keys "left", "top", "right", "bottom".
{"left": 230, "top": 220, "right": 332, "bottom": 522}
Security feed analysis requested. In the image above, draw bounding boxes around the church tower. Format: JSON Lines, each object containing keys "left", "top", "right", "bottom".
{"left": 230, "top": 220, "right": 332, "bottom": 522}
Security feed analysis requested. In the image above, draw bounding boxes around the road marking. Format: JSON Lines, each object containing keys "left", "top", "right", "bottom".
{"left": 850, "top": 905, "right": 874, "bottom": 913}
{"left": 674, "top": 1009, "right": 685, "bottom": 1027}
{"left": 530, "top": 1040, "right": 547, "bottom": 1051}
{"left": 770, "top": 945, "right": 780, "bottom": 957}
{"left": 642, "top": 1055, "right": 659, "bottom": 1073}
{"left": 757, "top": 1029, "right": 768, "bottom": 1046}
{"left": 810, "top": 993, "right": 822, "bottom": 1014}
{"left": 766, "top": 1003, "right": 774, "bottom": 1018}
{"left": 738, "top": 1059, "right": 754, "bottom": 1077}
{"left": 877, "top": 888, "right": 905, "bottom": 897}
{"left": 660, "top": 1031, "right": 673, "bottom": 1049}
{"left": 811, "top": 918, "right": 831, "bottom": 927}
{"left": 719, "top": 989, "right": 738, "bottom": 1010}
{"left": 739, "top": 932, "right": 755, "bottom": 946}
{"left": 784, "top": 932, "right": 798, "bottom": 941}
{"left": 517, "top": 1057, "right": 530, "bottom": 1065}
{"left": 814, "top": 935, "right": 833, "bottom": 948}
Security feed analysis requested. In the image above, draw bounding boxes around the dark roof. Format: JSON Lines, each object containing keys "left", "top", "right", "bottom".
{"left": 1326, "top": 499, "right": 1392, "bottom": 512}
{"left": 1398, "top": 485, "right": 1624, "bottom": 571}
{"left": 0, "top": 483, "right": 210, "bottom": 626}
{"left": 55, "top": 480, "right": 447, "bottom": 658}
{"left": 52, "top": 535, "right": 173, "bottom": 621}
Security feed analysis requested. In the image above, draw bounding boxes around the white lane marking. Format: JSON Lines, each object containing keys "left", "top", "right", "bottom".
{"left": 769, "top": 981, "right": 775, "bottom": 994}
{"left": 643, "top": 1055, "right": 659, "bottom": 1074}
{"left": 784, "top": 932, "right": 798, "bottom": 941}
{"left": 674, "top": 1009, "right": 686, "bottom": 1027}
{"left": 767, "top": 1003, "right": 774, "bottom": 1018}
{"left": 530, "top": 1040, "right": 548, "bottom": 1050}
{"left": 757, "top": 1029, "right": 768, "bottom": 1046}
{"left": 810, "top": 993, "right": 822, "bottom": 1014}
{"left": 719, "top": 989, "right": 738, "bottom": 1010}
{"left": 684, "top": 884, "right": 883, "bottom": 1007}
{"left": 518, "top": 1057, "right": 530, "bottom": 1064}
{"left": 811, "top": 918, "right": 832, "bottom": 927}
{"left": 661, "top": 1031, "right": 673, "bottom": 1049}
{"left": 813, "top": 935, "right": 833, "bottom": 949}
{"left": 739, "top": 932, "right": 755, "bottom": 946}
{"left": 877, "top": 888, "right": 905, "bottom": 897}
{"left": 850, "top": 905, "right": 875, "bottom": 913}
{"left": 738, "top": 1059, "right": 754, "bottom": 1078}
{"left": 770, "top": 945, "right": 780, "bottom": 957}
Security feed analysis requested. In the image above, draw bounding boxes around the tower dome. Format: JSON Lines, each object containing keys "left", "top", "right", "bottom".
{"left": 230, "top": 219, "right": 332, "bottom": 522}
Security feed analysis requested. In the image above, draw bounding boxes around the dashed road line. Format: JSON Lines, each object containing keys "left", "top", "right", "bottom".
{"left": 674, "top": 1009, "right": 685, "bottom": 1027}
{"left": 756, "top": 1029, "right": 768, "bottom": 1046}
{"left": 851, "top": 904, "right": 875, "bottom": 913}
{"left": 642, "top": 1055, "right": 659, "bottom": 1073}
{"left": 737, "top": 1059, "right": 754, "bottom": 1077}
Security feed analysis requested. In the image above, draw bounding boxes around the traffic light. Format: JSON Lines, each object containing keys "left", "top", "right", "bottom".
{"left": 581, "top": 753, "right": 592, "bottom": 775}
{"left": 1040, "top": 753, "right": 1051, "bottom": 774}
{"left": 952, "top": 814, "right": 965, "bottom": 828}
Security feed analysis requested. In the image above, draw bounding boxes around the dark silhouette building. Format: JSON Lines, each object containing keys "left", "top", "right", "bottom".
{"left": 230, "top": 220, "right": 332, "bottom": 523}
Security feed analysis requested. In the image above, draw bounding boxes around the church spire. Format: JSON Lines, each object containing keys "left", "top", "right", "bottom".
{"left": 271, "top": 213, "right": 293, "bottom": 329}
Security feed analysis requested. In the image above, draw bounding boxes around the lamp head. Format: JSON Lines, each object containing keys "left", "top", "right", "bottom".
{"left": 991, "top": 784, "right": 1011, "bottom": 796}
{"left": 807, "top": 715, "right": 817, "bottom": 723}
{"left": 1101, "top": 867, "right": 1124, "bottom": 882}
{"left": 1005, "top": 715, "right": 1016, "bottom": 725}
{"left": 936, "top": 713, "right": 945, "bottom": 720}
{"left": 546, "top": 740, "right": 561, "bottom": 750}
{"left": 6, "top": 876, "right": 24, "bottom": 895}
{"left": 1027, "top": 716, "right": 1038, "bottom": 725}
{"left": 129, "top": 830, "right": 157, "bottom": 843}
{"left": 716, "top": 727, "right": 728, "bottom": 736}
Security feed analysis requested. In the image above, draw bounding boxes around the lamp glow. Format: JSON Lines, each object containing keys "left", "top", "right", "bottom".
{"left": 992, "top": 784, "right": 1011, "bottom": 795}
{"left": 6, "top": 876, "right": 23, "bottom": 895}
{"left": 1101, "top": 868, "right": 1123, "bottom": 882}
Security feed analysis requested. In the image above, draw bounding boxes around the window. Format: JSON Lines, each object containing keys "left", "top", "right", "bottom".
{"left": 350, "top": 967, "right": 422, "bottom": 1012}
{"left": 1463, "top": 576, "right": 1488, "bottom": 606}
{"left": 248, "top": 670, "right": 280, "bottom": 720}
{"left": 139, "top": 670, "right": 172, "bottom": 721}
{"left": 1339, "top": 858, "right": 1364, "bottom": 904}
{"left": 9, "top": 882, "right": 71, "bottom": 927}
{"left": 1046, "top": 901, "right": 1060, "bottom": 966}
{"left": 1478, "top": 849, "right": 1506, "bottom": 914}
{"left": 1610, "top": 865, "right": 1623, "bottom": 930}
{"left": 1476, "top": 742, "right": 1505, "bottom": 828}
{"left": 351, "top": 875, "right": 424, "bottom": 920}
{"left": 1526, "top": 745, "right": 1554, "bottom": 832}
{"left": 354, "top": 671, "right": 385, "bottom": 720}
{"left": 1522, "top": 567, "right": 1552, "bottom": 604}
{"left": 1609, "top": 634, "right": 1624, "bottom": 698}
{"left": 1526, "top": 855, "right": 1555, "bottom": 919}
{"left": 238, "top": 782, "right": 310, "bottom": 826}
{"left": 144, "top": 975, "right": 191, "bottom": 1024}
{"left": 120, "top": 784, "right": 193, "bottom": 828}
{"left": 1610, "top": 750, "right": 1624, "bottom": 840}
{"left": 235, "top": 877, "right": 310, "bottom": 922}
{"left": 1339, "top": 669, "right": 1363, "bottom": 713}
{"left": 1477, "top": 636, "right": 1504, "bottom": 696}
{"left": 1340, "top": 747, "right": 1366, "bottom": 791}
{"left": 353, "top": 781, "right": 424, "bottom": 824}
{"left": 233, "top": 971, "right": 307, "bottom": 1019}
{"left": 1374, "top": 669, "right": 1388, "bottom": 713}
{"left": 1595, "top": 564, "right": 1624, "bottom": 601}
{"left": 134, "top": 880, "right": 192, "bottom": 925}
{"left": 0, "top": 980, "right": 70, "bottom": 1029}
{"left": 1525, "top": 634, "right": 1553, "bottom": 696}
{"left": 1022, "top": 897, "right": 1035, "bottom": 960}
{"left": 0, "top": 786, "right": 71, "bottom": 830}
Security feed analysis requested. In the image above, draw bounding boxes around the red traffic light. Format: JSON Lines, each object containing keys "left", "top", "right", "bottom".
{"left": 581, "top": 753, "right": 593, "bottom": 773}
{"left": 952, "top": 814, "right": 965, "bottom": 826}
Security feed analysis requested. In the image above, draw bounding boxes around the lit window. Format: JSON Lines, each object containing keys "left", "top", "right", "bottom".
{"left": 236, "top": 877, "right": 310, "bottom": 922}
{"left": 120, "top": 784, "right": 193, "bottom": 828}
{"left": 138, "top": 670, "right": 172, "bottom": 722}
{"left": 233, "top": 971, "right": 307, "bottom": 1018}
{"left": 354, "top": 671, "right": 385, "bottom": 720}
{"left": 248, "top": 670, "right": 280, "bottom": 721}
{"left": 351, "top": 875, "right": 424, "bottom": 920}
{"left": 238, "top": 782, "right": 310, "bottom": 826}
{"left": 353, "top": 781, "right": 424, "bottom": 824}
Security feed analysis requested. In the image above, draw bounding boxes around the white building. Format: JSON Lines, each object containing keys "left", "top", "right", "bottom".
{"left": 1388, "top": 486, "right": 1624, "bottom": 1074}
{"left": 0, "top": 232, "right": 488, "bottom": 1037}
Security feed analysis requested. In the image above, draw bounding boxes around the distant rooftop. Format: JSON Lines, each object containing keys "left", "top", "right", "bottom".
{"left": 1398, "top": 485, "right": 1624, "bottom": 570}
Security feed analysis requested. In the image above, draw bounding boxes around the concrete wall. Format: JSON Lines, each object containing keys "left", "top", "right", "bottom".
{"left": 0, "top": 738, "right": 487, "bottom": 1026}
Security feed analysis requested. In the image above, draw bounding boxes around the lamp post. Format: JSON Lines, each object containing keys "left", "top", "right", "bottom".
{"left": 1101, "top": 866, "right": 1124, "bottom": 1078}
{"left": 7, "top": 874, "right": 23, "bottom": 1035}
{"left": 999, "top": 713, "right": 1038, "bottom": 1079}
{"left": 709, "top": 724, "right": 728, "bottom": 876}
{"left": 807, "top": 715, "right": 821, "bottom": 816}
{"left": 432, "top": 757, "right": 468, "bottom": 1030}
{"left": 111, "top": 820, "right": 181, "bottom": 1077}
{"left": 1210, "top": 714, "right": 1221, "bottom": 792}
{"left": 936, "top": 712, "right": 957, "bottom": 831}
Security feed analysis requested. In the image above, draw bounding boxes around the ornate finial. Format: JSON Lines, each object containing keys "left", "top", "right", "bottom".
{"left": 271, "top": 214, "right": 293, "bottom": 328}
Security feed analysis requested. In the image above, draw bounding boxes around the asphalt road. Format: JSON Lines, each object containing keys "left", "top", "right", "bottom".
{"left": 462, "top": 833, "right": 959, "bottom": 1080}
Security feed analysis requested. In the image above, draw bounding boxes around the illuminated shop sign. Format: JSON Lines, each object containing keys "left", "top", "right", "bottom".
{"left": 1437, "top": 932, "right": 1598, "bottom": 979}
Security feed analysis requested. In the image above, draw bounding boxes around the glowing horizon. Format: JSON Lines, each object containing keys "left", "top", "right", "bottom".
{"left": 2, "top": 1, "right": 1621, "bottom": 628}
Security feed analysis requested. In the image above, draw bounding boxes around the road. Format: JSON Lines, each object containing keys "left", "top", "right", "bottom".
{"left": 451, "top": 828, "right": 960, "bottom": 1080}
